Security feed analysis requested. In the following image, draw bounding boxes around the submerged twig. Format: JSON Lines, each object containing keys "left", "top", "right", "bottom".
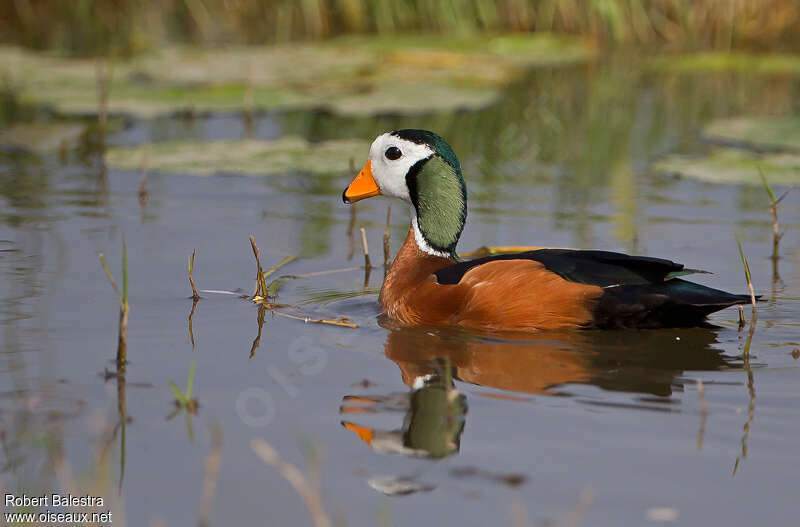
{"left": 696, "top": 379, "right": 707, "bottom": 451}
{"left": 733, "top": 331, "right": 756, "bottom": 476}
{"left": 197, "top": 424, "right": 223, "bottom": 527}
{"left": 251, "top": 439, "right": 332, "bottom": 527}
{"left": 188, "top": 297, "right": 198, "bottom": 350}
{"left": 250, "top": 305, "right": 266, "bottom": 359}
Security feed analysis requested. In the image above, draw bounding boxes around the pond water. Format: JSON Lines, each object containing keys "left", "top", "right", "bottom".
{"left": 1, "top": 51, "right": 799, "bottom": 526}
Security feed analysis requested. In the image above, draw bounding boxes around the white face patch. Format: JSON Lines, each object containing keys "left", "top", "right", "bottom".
{"left": 367, "top": 133, "right": 434, "bottom": 203}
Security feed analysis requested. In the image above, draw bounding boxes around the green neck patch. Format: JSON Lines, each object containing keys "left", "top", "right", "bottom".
{"left": 406, "top": 155, "right": 467, "bottom": 257}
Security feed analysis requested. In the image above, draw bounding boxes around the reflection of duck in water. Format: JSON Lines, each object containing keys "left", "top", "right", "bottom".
{"left": 384, "top": 324, "right": 734, "bottom": 397}
{"left": 342, "top": 129, "right": 751, "bottom": 331}
{"left": 341, "top": 368, "right": 466, "bottom": 459}
{"left": 341, "top": 326, "right": 733, "bottom": 458}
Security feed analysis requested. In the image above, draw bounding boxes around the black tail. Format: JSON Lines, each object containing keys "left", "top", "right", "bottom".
{"left": 592, "top": 279, "right": 753, "bottom": 329}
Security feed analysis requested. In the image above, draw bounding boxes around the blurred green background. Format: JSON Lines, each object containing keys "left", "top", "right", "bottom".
{"left": 2, "top": 0, "right": 799, "bottom": 55}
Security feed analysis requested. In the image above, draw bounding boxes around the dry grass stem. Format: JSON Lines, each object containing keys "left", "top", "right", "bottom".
{"left": 251, "top": 438, "right": 332, "bottom": 527}
{"left": 760, "top": 170, "right": 791, "bottom": 263}
{"left": 249, "top": 235, "right": 268, "bottom": 298}
{"left": 737, "top": 305, "right": 745, "bottom": 331}
{"left": 564, "top": 489, "right": 595, "bottom": 527}
{"left": 359, "top": 227, "right": 371, "bottom": 269}
{"left": 360, "top": 227, "right": 372, "bottom": 287}
{"left": 99, "top": 236, "right": 129, "bottom": 366}
{"left": 189, "top": 249, "right": 200, "bottom": 300}
{"left": 275, "top": 311, "right": 357, "bottom": 329}
{"left": 197, "top": 425, "right": 223, "bottom": 527}
{"left": 383, "top": 203, "right": 391, "bottom": 269}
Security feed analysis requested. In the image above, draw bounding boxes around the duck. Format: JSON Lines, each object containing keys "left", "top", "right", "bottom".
{"left": 342, "top": 129, "right": 751, "bottom": 331}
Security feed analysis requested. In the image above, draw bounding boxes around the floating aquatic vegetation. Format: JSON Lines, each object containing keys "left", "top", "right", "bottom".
{"left": 702, "top": 117, "right": 800, "bottom": 152}
{"left": 649, "top": 53, "right": 800, "bottom": 75}
{"left": 104, "top": 137, "right": 369, "bottom": 176}
{"left": 0, "top": 34, "right": 593, "bottom": 118}
{"left": 0, "top": 122, "right": 85, "bottom": 153}
{"left": 654, "top": 148, "right": 800, "bottom": 185}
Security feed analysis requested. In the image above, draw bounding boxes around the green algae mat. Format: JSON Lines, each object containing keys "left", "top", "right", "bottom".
{"left": 654, "top": 116, "right": 800, "bottom": 185}
{"left": 104, "top": 137, "right": 369, "bottom": 176}
{"left": 0, "top": 34, "right": 592, "bottom": 118}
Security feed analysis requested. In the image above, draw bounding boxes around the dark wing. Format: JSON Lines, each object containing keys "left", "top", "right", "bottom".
{"left": 435, "top": 249, "right": 750, "bottom": 329}
{"left": 436, "top": 249, "right": 694, "bottom": 287}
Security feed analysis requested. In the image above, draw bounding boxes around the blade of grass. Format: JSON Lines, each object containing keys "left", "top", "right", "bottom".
{"left": 263, "top": 255, "right": 297, "bottom": 281}
{"left": 98, "top": 253, "right": 122, "bottom": 301}
{"left": 736, "top": 237, "right": 752, "bottom": 287}
{"left": 735, "top": 236, "right": 758, "bottom": 331}
{"left": 169, "top": 380, "right": 188, "bottom": 407}
{"left": 758, "top": 167, "right": 777, "bottom": 203}
{"left": 185, "top": 361, "right": 196, "bottom": 400}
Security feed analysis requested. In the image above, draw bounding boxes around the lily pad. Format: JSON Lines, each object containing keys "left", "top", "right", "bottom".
{"left": 649, "top": 53, "right": 800, "bottom": 75}
{"left": 0, "top": 34, "right": 593, "bottom": 118}
{"left": 702, "top": 117, "right": 800, "bottom": 152}
{"left": 0, "top": 122, "right": 85, "bottom": 153}
{"left": 654, "top": 148, "right": 800, "bottom": 185}
{"left": 104, "top": 136, "right": 368, "bottom": 176}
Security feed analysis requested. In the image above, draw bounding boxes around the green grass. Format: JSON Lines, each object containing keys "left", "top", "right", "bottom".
{"left": 169, "top": 360, "right": 197, "bottom": 409}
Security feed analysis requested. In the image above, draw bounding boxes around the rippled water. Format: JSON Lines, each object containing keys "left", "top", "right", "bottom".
{"left": 1, "top": 57, "right": 799, "bottom": 526}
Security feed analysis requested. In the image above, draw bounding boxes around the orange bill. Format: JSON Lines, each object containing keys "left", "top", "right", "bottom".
{"left": 343, "top": 160, "right": 381, "bottom": 203}
{"left": 342, "top": 421, "right": 374, "bottom": 445}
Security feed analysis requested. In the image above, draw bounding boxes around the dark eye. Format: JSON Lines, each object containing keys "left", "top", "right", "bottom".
{"left": 385, "top": 146, "right": 402, "bottom": 160}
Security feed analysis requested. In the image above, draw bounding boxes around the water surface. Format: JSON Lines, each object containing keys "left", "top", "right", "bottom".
{"left": 1, "top": 54, "right": 799, "bottom": 526}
